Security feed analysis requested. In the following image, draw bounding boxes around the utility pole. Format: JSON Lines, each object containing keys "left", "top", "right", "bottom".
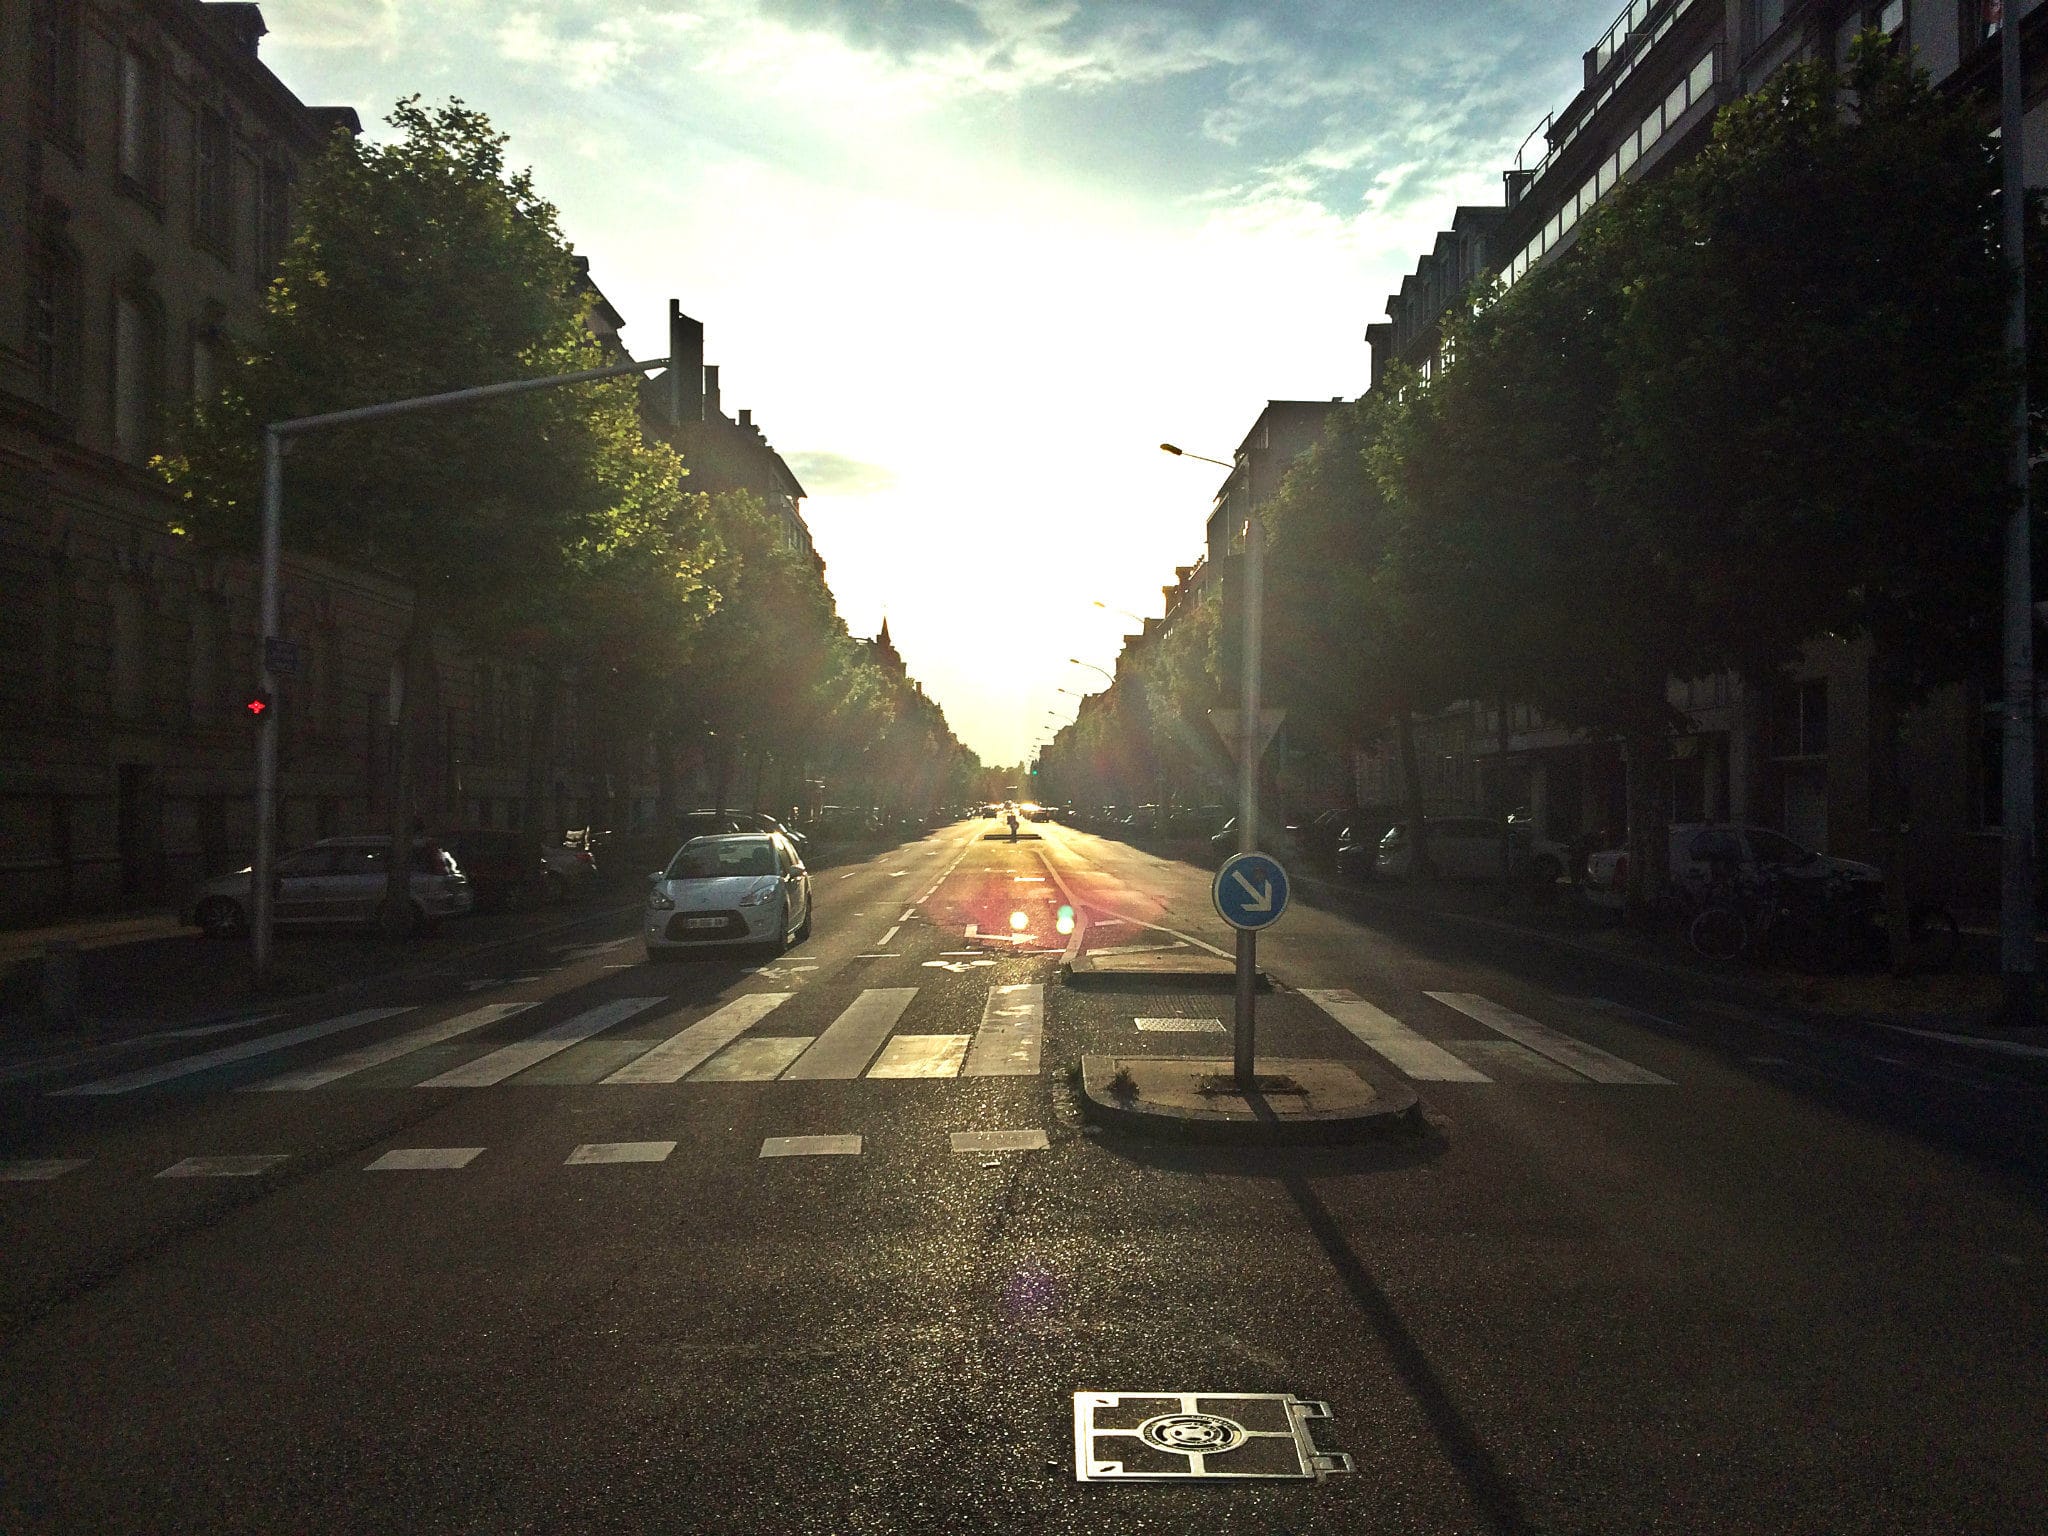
{"left": 251, "top": 353, "right": 675, "bottom": 979}
{"left": 2001, "top": 3, "right": 2036, "bottom": 1026}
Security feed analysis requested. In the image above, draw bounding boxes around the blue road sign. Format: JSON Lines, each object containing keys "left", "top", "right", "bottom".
{"left": 1213, "top": 851, "right": 1290, "bottom": 931}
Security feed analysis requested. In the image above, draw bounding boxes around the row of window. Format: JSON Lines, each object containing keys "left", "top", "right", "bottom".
{"left": 31, "top": 1, "right": 293, "bottom": 275}
{"left": 1502, "top": 49, "right": 1717, "bottom": 291}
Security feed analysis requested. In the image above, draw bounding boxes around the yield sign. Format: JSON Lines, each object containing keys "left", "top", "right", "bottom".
{"left": 1207, "top": 708, "right": 1286, "bottom": 763}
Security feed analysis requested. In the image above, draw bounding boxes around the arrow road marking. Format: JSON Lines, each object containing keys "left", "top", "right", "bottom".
{"left": 1230, "top": 870, "right": 1274, "bottom": 912}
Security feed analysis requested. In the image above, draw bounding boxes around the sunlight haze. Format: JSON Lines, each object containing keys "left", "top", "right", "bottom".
{"left": 256, "top": 0, "right": 1620, "bottom": 764}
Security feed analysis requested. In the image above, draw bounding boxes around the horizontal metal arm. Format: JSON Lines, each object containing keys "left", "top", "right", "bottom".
{"left": 272, "top": 355, "right": 672, "bottom": 438}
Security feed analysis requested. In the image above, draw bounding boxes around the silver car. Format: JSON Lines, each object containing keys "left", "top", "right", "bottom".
{"left": 186, "top": 836, "right": 474, "bottom": 939}
{"left": 644, "top": 833, "right": 811, "bottom": 959}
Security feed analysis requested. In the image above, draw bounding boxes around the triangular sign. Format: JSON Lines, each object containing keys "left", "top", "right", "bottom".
{"left": 1207, "top": 708, "right": 1286, "bottom": 763}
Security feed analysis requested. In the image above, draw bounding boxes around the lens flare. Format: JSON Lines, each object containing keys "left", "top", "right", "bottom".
{"left": 1009, "top": 910, "right": 1029, "bottom": 931}
{"left": 1055, "top": 905, "right": 1075, "bottom": 935}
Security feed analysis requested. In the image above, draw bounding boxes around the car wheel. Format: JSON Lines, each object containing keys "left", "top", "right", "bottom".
{"left": 196, "top": 896, "right": 245, "bottom": 941}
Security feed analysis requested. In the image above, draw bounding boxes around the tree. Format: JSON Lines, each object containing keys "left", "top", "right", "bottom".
{"left": 163, "top": 98, "right": 713, "bottom": 924}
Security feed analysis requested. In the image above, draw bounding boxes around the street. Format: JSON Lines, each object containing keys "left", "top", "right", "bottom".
{"left": 2, "top": 818, "right": 2045, "bottom": 1533}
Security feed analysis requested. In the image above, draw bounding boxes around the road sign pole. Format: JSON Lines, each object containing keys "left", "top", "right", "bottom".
{"left": 252, "top": 427, "right": 283, "bottom": 980}
{"left": 1234, "top": 509, "right": 1264, "bottom": 1088}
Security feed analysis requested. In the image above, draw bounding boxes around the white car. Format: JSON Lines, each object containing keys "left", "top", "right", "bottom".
{"left": 1376, "top": 816, "right": 1572, "bottom": 883}
{"left": 186, "top": 836, "right": 473, "bottom": 939}
{"left": 644, "top": 832, "right": 812, "bottom": 959}
{"left": 1583, "top": 824, "right": 1881, "bottom": 908}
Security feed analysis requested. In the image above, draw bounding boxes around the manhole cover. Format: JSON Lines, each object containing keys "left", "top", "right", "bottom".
{"left": 1073, "top": 1392, "right": 1352, "bottom": 1482}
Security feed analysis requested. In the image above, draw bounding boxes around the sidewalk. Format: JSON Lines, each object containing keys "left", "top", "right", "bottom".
{"left": 0, "top": 907, "right": 190, "bottom": 963}
{"left": 1294, "top": 870, "right": 2048, "bottom": 1060}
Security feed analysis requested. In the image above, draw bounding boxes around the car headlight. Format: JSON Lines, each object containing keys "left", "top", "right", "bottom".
{"left": 648, "top": 888, "right": 675, "bottom": 910}
{"left": 737, "top": 881, "right": 779, "bottom": 907}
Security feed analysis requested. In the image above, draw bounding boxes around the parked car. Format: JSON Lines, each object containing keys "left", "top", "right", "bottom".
{"left": 644, "top": 832, "right": 811, "bottom": 959}
{"left": 442, "top": 829, "right": 549, "bottom": 910}
{"left": 1206, "top": 814, "right": 1299, "bottom": 865}
{"left": 1375, "top": 816, "right": 1572, "bottom": 883}
{"left": 1287, "top": 808, "right": 1357, "bottom": 868}
{"left": 187, "top": 836, "right": 473, "bottom": 939}
{"left": 543, "top": 841, "right": 599, "bottom": 902}
{"left": 1583, "top": 824, "right": 1881, "bottom": 909}
{"left": 1333, "top": 810, "right": 1401, "bottom": 882}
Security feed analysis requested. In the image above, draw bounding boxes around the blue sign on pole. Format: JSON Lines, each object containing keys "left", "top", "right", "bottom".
{"left": 1213, "top": 851, "right": 1290, "bottom": 931}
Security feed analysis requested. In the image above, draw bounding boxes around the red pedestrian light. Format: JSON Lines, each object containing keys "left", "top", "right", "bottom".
{"left": 245, "top": 694, "right": 271, "bottom": 718}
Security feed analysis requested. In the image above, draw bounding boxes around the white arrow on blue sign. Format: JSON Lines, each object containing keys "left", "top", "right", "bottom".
{"left": 1213, "top": 851, "right": 1290, "bottom": 931}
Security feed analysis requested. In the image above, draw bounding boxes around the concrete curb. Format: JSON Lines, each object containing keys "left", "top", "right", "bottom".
{"left": 1074, "top": 1054, "right": 1425, "bottom": 1146}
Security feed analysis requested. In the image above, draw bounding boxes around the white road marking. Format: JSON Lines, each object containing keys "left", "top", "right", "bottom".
{"left": 879, "top": 925, "right": 901, "bottom": 946}
{"left": 950, "top": 1130, "right": 1049, "bottom": 1153}
{"left": 691, "top": 1036, "right": 812, "bottom": 1080}
{"left": 783, "top": 988, "right": 919, "bottom": 1080}
{"left": 367, "top": 1147, "right": 482, "bottom": 1171}
{"left": 157, "top": 1155, "right": 287, "bottom": 1179}
{"left": 602, "top": 993, "right": 793, "bottom": 1084}
{"left": 856, "top": 953, "right": 894, "bottom": 959}
{"left": 760, "top": 1134, "right": 862, "bottom": 1157}
{"left": 0, "top": 1158, "right": 87, "bottom": 1181}
{"left": 964, "top": 983, "right": 1044, "bottom": 1077}
{"left": 419, "top": 997, "right": 665, "bottom": 1088}
{"left": 869, "top": 1034, "right": 970, "bottom": 1077}
{"left": 1425, "top": 992, "right": 1672, "bottom": 1085}
{"left": 1090, "top": 943, "right": 1190, "bottom": 958}
{"left": 56, "top": 1008, "right": 415, "bottom": 1096}
{"left": 566, "top": 1141, "right": 676, "bottom": 1165}
{"left": 1297, "top": 990, "right": 1492, "bottom": 1082}
{"left": 899, "top": 908, "right": 915, "bottom": 921}
{"left": 249, "top": 1002, "right": 537, "bottom": 1091}
{"left": 1135, "top": 1017, "right": 1225, "bottom": 1034}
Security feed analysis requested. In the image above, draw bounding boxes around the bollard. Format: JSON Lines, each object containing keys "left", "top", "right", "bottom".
{"left": 41, "top": 940, "right": 83, "bottom": 1029}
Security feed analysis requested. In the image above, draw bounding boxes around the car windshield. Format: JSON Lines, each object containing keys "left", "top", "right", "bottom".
{"left": 666, "top": 840, "right": 777, "bottom": 880}
{"left": 1747, "top": 828, "right": 1816, "bottom": 865}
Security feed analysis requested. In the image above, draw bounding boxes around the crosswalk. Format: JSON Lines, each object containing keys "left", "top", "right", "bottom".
{"left": 53, "top": 983, "right": 1050, "bottom": 1096}
{"left": 1298, "top": 988, "right": 1672, "bottom": 1086}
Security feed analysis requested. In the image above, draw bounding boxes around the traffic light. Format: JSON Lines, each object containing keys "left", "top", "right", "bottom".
{"left": 244, "top": 691, "right": 272, "bottom": 719}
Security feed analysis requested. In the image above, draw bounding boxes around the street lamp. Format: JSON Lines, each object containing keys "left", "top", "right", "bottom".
{"left": 1162, "top": 437, "right": 1264, "bottom": 1087}
{"left": 1068, "top": 658, "right": 1113, "bottom": 681}
{"left": 1092, "top": 600, "right": 1146, "bottom": 625}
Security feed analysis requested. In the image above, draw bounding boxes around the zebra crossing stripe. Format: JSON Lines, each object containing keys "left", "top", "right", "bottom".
{"left": 53, "top": 1008, "right": 415, "bottom": 1096}
{"left": 248, "top": 1002, "right": 537, "bottom": 1091}
{"left": 1424, "top": 992, "right": 1672, "bottom": 1084}
{"left": 419, "top": 997, "right": 665, "bottom": 1088}
{"left": 782, "top": 988, "right": 918, "bottom": 1080}
{"left": 601, "top": 993, "right": 793, "bottom": 1084}
{"left": 1297, "top": 990, "right": 1492, "bottom": 1082}
{"left": 868, "top": 1034, "right": 970, "bottom": 1078}
{"left": 689, "top": 1036, "right": 812, "bottom": 1081}
{"left": 963, "top": 983, "right": 1043, "bottom": 1077}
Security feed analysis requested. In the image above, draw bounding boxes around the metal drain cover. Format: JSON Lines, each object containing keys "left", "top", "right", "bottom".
{"left": 1073, "top": 1392, "right": 1353, "bottom": 1482}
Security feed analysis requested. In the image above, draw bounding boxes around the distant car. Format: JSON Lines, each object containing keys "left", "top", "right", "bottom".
{"left": 187, "top": 836, "right": 473, "bottom": 939}
{"left": 644, "top": 832, "right": 811, "bottom": 959}
{"left": 1583, "top": 824, "right": 1880, "bottom": 909}
{"left": 1333, "top": 811, "right": 1399, "bottom": 882}
{"left": 1288, "top": 808, "right": 1359, "bottom": 868}
{"left": 1207, "top": 814, "right": 1299, "bottom": 865}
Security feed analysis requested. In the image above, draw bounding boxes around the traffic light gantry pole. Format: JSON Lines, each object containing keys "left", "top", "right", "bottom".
{"left": 251, "top": 354, "right": 677, "bottom": 978}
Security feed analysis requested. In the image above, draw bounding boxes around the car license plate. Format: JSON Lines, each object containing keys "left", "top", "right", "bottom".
{"left": 683, "top": 916, "right": 725, "bottom": 929}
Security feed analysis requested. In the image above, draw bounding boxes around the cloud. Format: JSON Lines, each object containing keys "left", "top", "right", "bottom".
{"left": 783, "top": 452, "right": 897, "bottom": 496}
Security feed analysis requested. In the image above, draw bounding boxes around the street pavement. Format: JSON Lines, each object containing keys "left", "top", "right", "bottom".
{"left": 1, "top": 818, "right": 2043, "bottom": 1532}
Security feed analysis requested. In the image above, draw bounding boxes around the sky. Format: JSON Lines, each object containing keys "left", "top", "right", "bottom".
{"left": 255, "top": 0, "right": 1623, "bottom": 766}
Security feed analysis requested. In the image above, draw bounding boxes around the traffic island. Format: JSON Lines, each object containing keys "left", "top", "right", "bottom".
{"left": 1061, "top": 948, "right": 1266, "bottom": 991}
{"left": 1076, "top": 1054, "right": 1424, "bottom": 1145}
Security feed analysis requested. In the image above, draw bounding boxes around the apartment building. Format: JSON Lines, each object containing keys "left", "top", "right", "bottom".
{"left": 1348, "top": 0, "right": 2045, "bottom": 904}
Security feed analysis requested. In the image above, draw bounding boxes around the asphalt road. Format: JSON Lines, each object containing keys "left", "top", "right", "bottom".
{"left": 2, "top": 819, "right": 2044, "bottom": 1533}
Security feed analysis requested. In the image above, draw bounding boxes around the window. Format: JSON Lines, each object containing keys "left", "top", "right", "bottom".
{"left": 257, "top": 162, "right": 292, "bottom": 274}
{"left": 1689, "top": 53, "right": 1716, "bottom": 106}
{"left": 1773, "top": 678, "right": 1828, "bottom": 757}
{"left": 29, "top": 0, "right": 82, "bottom": 143}
{"left": 28, "top": 226, "right": 81, "bottom": 418}
{"left": 195, "top": 108, "right": 235, "bottom": 261}
{"left": 117, "top": 47, "right": 163, "bottom": 201}
{"left": 112, "top": 284, "right": 164, "bottom": 463}
{"left": 1962, "top": 0, "right": 1997, "bottom": 50}
{"left": 1869, "top": 0, "right": 1907, "bottom": 37}
{"left": 1751, "top": 0, "right": 1789, "bottom": 43}
{"left": 190, "top": 322, "right": 220, "bottom": 409}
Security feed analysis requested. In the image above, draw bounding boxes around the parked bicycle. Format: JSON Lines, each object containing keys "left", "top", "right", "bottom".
{"left": 1683, "top": 862, "right": 1957, "bottom": 974}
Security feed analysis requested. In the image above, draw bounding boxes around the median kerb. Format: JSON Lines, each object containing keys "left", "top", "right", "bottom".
{"left": 1077, "top": 1054, "right": 1422, "bottom": 1145}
